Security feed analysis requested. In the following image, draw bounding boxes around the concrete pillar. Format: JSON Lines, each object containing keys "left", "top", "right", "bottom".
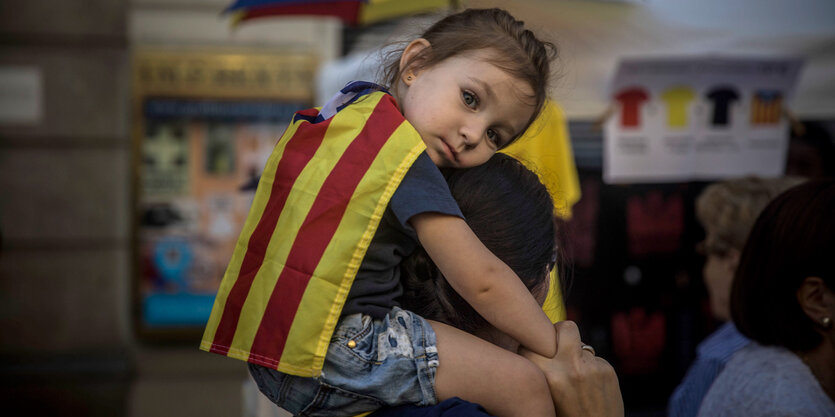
{"left": 0, "top": 1, "right": 132, "bottom": 416}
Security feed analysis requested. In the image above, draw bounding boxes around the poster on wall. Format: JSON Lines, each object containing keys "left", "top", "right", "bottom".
{"left": 132, "top": 50, "right": 316, "bottom": 336}
{"left": 603, "top": 56, "right": 803, "bottom": 184}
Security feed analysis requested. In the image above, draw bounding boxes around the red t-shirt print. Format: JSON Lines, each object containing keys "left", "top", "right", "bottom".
{"left": 615, "top": 87, "right": 650, "bottom": 128}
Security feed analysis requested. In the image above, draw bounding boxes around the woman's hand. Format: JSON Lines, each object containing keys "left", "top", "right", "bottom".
{"left": 519, "top": 321, "right": 624, "bottom": 417}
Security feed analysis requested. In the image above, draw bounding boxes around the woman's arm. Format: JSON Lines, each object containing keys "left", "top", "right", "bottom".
{"left": 411, "top": 212, "right": 557, "bottom": 358}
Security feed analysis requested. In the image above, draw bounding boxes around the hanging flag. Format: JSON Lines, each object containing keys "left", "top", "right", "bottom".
{"left": 502, "top": 99, "right": 580, "bottom": 221}
{"left": 225, "top": 0, "right": 451, "bottom": 27}
{"left": 502, "top": 99, "right": 581, "bottom": 323}
{"left": 201, "top": 86, "right": 425, "bottom": 376}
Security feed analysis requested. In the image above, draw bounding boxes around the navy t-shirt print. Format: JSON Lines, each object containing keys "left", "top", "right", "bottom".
{"left": 706, "top": 87, "right": 739, "bottom": 127}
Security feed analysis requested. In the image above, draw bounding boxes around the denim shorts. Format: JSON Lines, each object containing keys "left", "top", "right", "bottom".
{"left": 249, "top": 307, "right": 440, "bottom": 417}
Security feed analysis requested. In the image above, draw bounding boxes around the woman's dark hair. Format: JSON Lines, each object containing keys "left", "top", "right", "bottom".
{"left": 381, "top": 8, "right": 558, "bottom": 147}
{"left": 731, "top": 179, "right": 835, "bottom": 351}
{"left": 786, "top": 121, "right": 835, "bottom": 177}
{"left": 400, "top": 153, "right": 557, "bottom": 333}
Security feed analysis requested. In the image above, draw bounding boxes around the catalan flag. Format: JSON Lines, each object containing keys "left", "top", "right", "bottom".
{"left": 225, "top": 0, "right": 451, "bottom": 27}
{"left": 201, "top": 86, "right": 425, "bottom": 376}
{"left": 750, "top": 90, "right": 783, "bottom": 125}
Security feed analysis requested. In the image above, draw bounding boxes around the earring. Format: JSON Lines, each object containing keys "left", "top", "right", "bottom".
{"left": 822, "top": 317, "right": 832, "bottom": 328}
{"left": 406, "top": 75, "right": 413, "bottom": 81}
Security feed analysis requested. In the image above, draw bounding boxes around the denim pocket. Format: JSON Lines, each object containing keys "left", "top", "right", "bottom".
{"left": 330, "top": 314, "right": 378, "bottom": 365}
{"left": 310, "top": 308, "right": 440, "bottom": 412}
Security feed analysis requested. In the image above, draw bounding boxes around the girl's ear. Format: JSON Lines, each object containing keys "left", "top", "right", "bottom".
{"left": 399, "top": 38, "right": 431, "bottom": 85}
{"left": 796, "top": 276, "right": 835, "bottom": 329}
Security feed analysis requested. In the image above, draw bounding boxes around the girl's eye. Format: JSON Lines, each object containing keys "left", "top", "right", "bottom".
{"left": 487, "top": 129, "right": 500, "bottom": 146}
{"left": 462, "top": 91, "right": 478, "bottom": 108}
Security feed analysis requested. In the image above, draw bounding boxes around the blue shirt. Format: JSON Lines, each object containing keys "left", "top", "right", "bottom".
{"left": 342, "top": 151, "right": 463, "bottom": 318}
{"left": 698, "top": 343, "right": 835, "bottom": 416}
{"left": 668, "top": 322, "right": 751, "bottom": 417}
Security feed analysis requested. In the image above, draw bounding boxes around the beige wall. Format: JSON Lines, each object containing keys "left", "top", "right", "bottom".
{"left": 0, "top": 0, "right": 342, "bottom": 354}
{"left": 0, "top": 1, "right": 132, "bottom": 415}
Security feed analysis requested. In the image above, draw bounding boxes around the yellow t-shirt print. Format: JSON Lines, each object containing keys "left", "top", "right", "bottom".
{"left": 660, "top": 86, "right": 696, "bottom": 129}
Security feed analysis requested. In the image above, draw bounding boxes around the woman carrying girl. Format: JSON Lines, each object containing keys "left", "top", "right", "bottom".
{"left": 203, "top": 8, "right": 564, "bottom": 417}
{"left": 382, "top": 153, "right": 621, "bottom": 417}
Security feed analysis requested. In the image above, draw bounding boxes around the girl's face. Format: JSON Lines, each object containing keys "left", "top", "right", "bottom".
{"left": 398, "top": 42, "right": 536, "bottom": 168}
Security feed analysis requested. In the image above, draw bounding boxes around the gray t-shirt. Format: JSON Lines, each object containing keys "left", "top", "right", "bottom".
{"left": 698, "top": 342, "right": 835, "bottom": 417}
{"left": 341, "top": 152, "right": 463, "bottom": 318}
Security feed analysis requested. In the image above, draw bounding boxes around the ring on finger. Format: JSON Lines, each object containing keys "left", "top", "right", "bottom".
{"left": 580, "top": 344, "right": 596, "bottom": 356}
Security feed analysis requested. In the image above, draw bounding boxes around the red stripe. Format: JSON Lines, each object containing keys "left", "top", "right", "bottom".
{"left": 248, "top": 95, "right": 404, "bottom": 367}
{"left": 210, "top": 112, "right": 332, "bottom": 355}
{"left": 241, "top": 2, "right": 361, "bottom": 25}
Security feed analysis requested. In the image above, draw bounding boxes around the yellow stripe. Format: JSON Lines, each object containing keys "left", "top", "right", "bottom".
{"left": 229, "top": 94, "right": 388, "bottom": 361}
{"left": 278, "top": 110, "right": 425, "bottom": 375}
{"left": 359, "top": 0, "right": 449, "bottom": 25}
{"left": 200, "top": 118, "right": 302, "bottom": 351}
{"left": 229, "top": 11, "right": 247, "bottom": 29}
{"left": 770, "top": 99, "right": 782, "bottom": 123}
{"left": 542, "top": 269, "right": 566, "bottom": 323}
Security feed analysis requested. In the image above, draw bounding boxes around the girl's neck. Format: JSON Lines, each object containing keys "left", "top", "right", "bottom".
{"left": 390, "top": 86, "right": 404, "bottom": 110}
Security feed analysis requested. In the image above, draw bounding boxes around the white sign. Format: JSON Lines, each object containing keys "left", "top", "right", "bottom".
{"left": 0, "top": 66, "right": 43, "bottom": 125}
{"left": 604, "top": 56, "right": 803, "bottom": 183}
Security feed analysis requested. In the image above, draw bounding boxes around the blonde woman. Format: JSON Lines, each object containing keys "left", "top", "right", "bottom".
{"left": 669, "top": 176, "right": 804, "bottom": 417}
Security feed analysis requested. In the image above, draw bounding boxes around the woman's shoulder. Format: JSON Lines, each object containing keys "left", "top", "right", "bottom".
{"left": 729, "top": 342, "right": 794, "bottom": 365}
{"left": 698, "top": 343, "right": 834, "bottom": 416}
{"left": 719, "top": 343, "right": 810, "bottom": 390}
{"left": 704, "top": 343, "right": 786, "bottom": 396}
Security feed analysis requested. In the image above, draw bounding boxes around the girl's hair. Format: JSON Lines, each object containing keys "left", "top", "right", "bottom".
{"left": 381, "top": 8, "right": 557, "bottom": 146}
{"left": 400, "top": 153, "right": 557, "bottom": 333}
{"left": 731, "top": 179, "right": 835, "bottom": 351}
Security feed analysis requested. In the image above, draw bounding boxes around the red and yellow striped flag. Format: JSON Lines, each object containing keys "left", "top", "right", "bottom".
{"left": 201, "top": 90, "right": 425, "bottom": 377}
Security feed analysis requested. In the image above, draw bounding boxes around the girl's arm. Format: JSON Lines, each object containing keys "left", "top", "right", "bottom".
{"left": 410, "top": 212, "right": 557, "bottom": 358}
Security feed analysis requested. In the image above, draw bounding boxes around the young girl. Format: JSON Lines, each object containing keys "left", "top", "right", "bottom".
{"left": 202, "top": 8, "right": 559, "bottom": 417}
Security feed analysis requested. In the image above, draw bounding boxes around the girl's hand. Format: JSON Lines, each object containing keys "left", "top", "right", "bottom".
{"left": 519, "top": 321, "right": 624, "bottom": 417}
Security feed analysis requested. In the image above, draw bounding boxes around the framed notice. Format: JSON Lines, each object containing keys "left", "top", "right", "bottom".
{"left": 132, "top": 49, "right": 316, "bottom": 338}
{"left": 604, "top": 56, "right": 803, "bottom": 184}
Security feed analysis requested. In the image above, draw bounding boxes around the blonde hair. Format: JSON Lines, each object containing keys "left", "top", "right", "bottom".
{"left": 696, "top": 176, "right": 805, "bottom": 256}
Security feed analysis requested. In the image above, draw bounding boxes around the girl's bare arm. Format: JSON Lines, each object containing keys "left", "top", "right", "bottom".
{"left": 411, "top": 212, "right": 557, "bottom": 358}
